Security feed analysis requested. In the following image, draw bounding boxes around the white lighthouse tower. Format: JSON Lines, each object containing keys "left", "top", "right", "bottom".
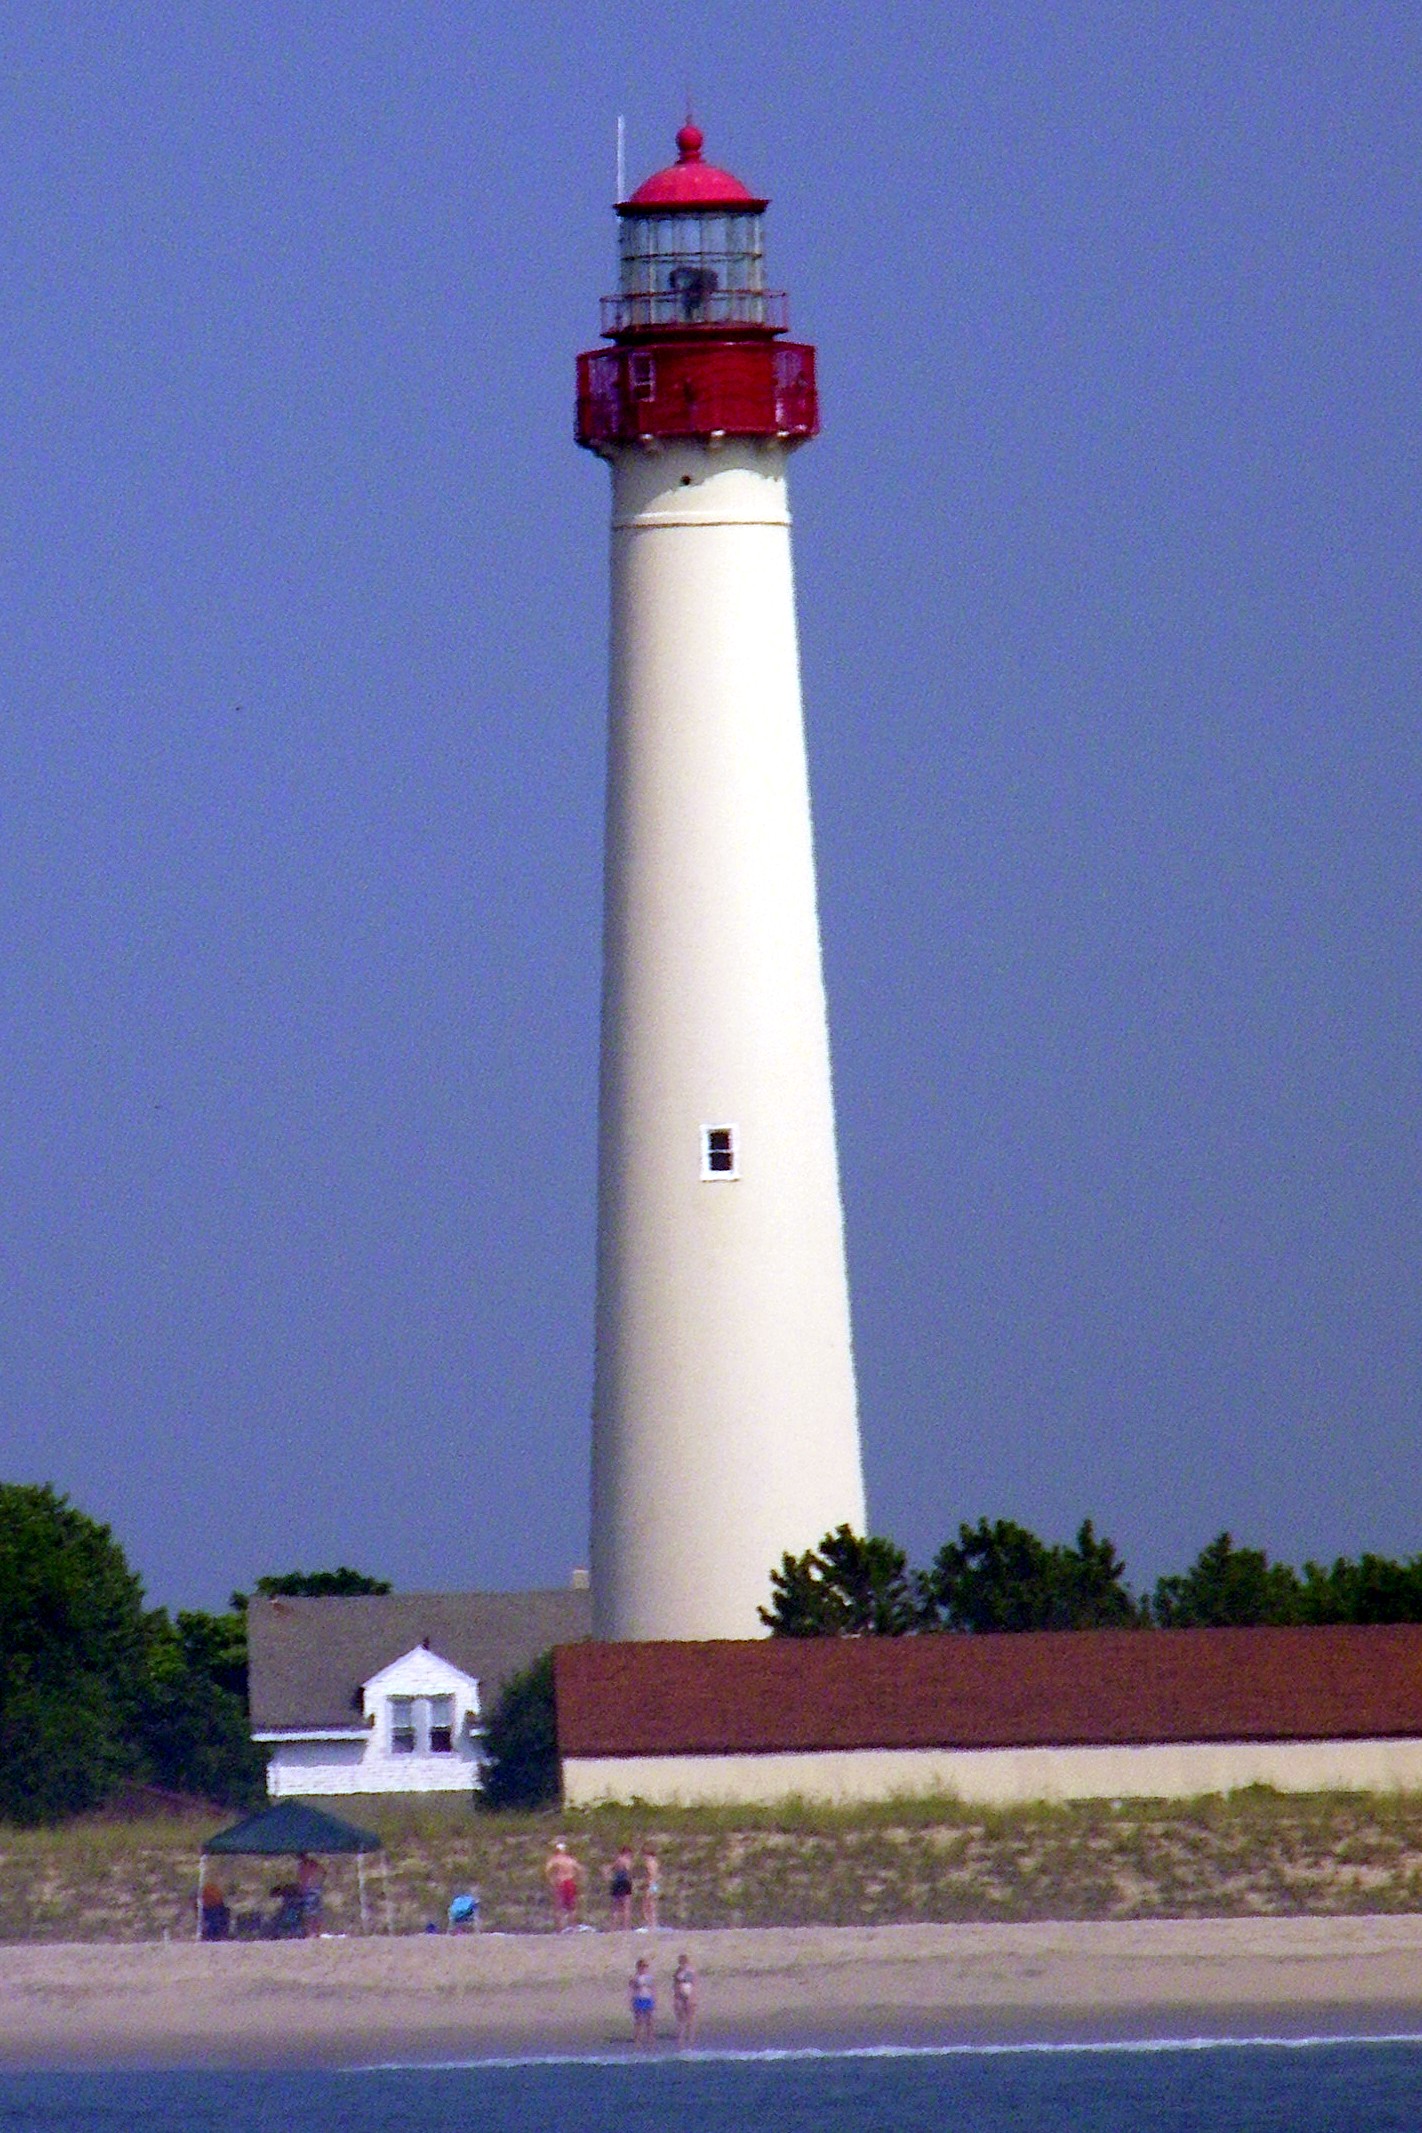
{"left": 577, "top": 122, "right": 866, "bottom": 1640}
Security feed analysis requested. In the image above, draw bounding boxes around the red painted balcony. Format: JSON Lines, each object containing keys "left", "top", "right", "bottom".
{"left": 576, "top": 339, "right": 818, "bottom": 450}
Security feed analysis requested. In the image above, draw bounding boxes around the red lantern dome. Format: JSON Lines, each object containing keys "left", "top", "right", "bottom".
{"left": 622, "top": 123, "right": 768, "bottom": 213}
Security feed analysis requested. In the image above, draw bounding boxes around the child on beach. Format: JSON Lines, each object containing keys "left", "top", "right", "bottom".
{"left": 641, "top": 1845, "right": 661, "bottom": 1930}
{"left": 629, "top": 1957, "right": 656, "bottom": 2046}
{"left": 672, "top": 1952, "right": 697, "bottom": 2047}
{"left": 296, "top": 1853, "right": 325, "bottom": 1938}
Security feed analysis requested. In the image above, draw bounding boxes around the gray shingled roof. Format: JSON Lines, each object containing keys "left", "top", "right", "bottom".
{"left": 248, "top": 1589, "right": 592, "bottom": 1731}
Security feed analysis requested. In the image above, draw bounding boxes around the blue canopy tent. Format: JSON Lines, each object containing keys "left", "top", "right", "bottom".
{"left": 198, "top": 1799, "right": 388, "bottom": 1938}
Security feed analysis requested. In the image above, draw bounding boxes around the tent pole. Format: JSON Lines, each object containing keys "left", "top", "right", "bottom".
{"left": 357, "top": 1852, "right": 369, "bottom": 1935}
{"left": 195, "top": 1853, "right": 206, "bottom": 1943}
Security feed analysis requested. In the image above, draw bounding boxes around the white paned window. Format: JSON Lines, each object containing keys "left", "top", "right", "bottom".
{"left": 701, "top": 1124, "right": 738, "bottom": 1179}
{"left": 428, "top": 1696, "right": 455, "bottom": 1754}
{"left": 628, "top": 351, "right": 656, "bottom": 400}
{"left": 389, "top": 1697, "right": 416, "bottom": 1754}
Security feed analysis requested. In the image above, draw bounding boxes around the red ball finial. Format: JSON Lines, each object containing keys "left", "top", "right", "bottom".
{"left": 676, "top": 121, "right": 704, "bottom": 161}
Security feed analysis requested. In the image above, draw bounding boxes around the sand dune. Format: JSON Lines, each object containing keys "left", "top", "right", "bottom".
{"left": 3, "top": 1915, "right": 1422, "bottom": 2067}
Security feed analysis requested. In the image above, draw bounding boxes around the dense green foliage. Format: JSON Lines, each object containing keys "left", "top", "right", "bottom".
{"left": 173, "top": 1607, "right": 250, "bottom": 1702}
{"left": 0, "top": 1490, "right": 368, "bottom": 1820}
{"left": 766, "top": 1520, "right": 1422, "bottom": 1637}
{"left": 479, "top": 1650, "right": 560, "bottom": 1809}
{"left": 229, "top": 1566, "right": 392, "bottom": 1609}
{"left": 761, "top": 1525, "right": 917, "bottom": 1635}
{"left": 0, "top": 1484, "right": 264, "bottom": 1822}
{"left": 137, "top": 1611, "right": 266, "bottom": 1806}
{"left": 1153, "top": 1532, "right": 1422, "bottom": 1628}
{"left": 1152, "top": 1531, "right": 1305, "bottom": 1627}
{"left": 0, "top": 1485, "right": 149, "bottom": 1820}
{"left": 923, "top": 1518, "right": 1139, "bottom": 1632}
{"left": 1305, "top": 1553, "right": 1422, "bottom": 1624}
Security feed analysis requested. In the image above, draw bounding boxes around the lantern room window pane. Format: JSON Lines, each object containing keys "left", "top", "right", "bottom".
{"left": 616, "top": 211, "right": 770, "bottom": 329}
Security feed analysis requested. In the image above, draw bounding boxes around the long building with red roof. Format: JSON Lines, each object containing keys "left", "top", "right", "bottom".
{"left": 555, "top": 1626, "right": 1422, "bottom": 1805}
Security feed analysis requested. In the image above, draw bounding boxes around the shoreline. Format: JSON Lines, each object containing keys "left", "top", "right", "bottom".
{"left": 4, "top": 1916, "right": 1422, "bottom": 2069}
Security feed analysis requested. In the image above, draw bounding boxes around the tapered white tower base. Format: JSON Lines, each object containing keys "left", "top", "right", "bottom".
{"left": 590, "top": 439, "right": 866, "bottom": 1640}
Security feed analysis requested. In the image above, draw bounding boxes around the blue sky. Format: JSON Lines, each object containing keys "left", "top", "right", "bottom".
{"left": 1, "top": 3, "right": 1417, "bottom": 1608}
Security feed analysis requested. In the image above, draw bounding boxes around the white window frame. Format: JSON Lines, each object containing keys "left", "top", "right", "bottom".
{"left": 389, "top": 1693, "right": 460, "bottom": 1755}
{"left": 700, "top": 1123, "right": 739, "bottom": 1181}
{"left": 628, "top": 350, "right": 656, "bottom": 400}
{"left": 389, "top": 1696, "right": 416, "bottom": 1755}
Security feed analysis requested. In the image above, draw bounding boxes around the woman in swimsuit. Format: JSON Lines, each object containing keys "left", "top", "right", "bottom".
{"left": 641, "top": 1845, "right": 661, "bottom": 1930}
{"left": 672, "top": 1952, "right": 697, "bottom": 2047}
{"left": 609, "top": 1844, "right": 635, "bottom": 1929}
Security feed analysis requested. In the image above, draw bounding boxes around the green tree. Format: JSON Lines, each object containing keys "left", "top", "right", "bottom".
{"left": 761, "top": 1525, "right": 917, "bottom": 1635}
{"left": 230, "top": 1566, "right": 392, "bottom": 1609}
{"left": 135, "top": 1610, "right": 266, "bottom": 1806}
{"left": 921, "top": 1518, "right": 1140, "bottom": 1632}
{"left": 0, "top": 1485, "right": 274, "bottom": 1820}
{"left": 1298, "top": 1552, "right": 1422, "bottom": 1625}
{"left": 1055, "top": 1520, "right": 1141, "bottom": 1629}
{"left": 1151, "top": 1532, "right": 1303, "bottom": 1628}
{"left": 479, "top": 1650, "right": 560, "bottom": 1809}
{"left": 0, "top": 1484, "right": 149, "bottom": 1822}
{"left": 174, "top": 1607, "right": 250, "bottom": 1702}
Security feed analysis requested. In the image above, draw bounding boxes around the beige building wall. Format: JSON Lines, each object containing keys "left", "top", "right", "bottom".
{"left": 563, "top": 1736, "right": 1422, "bottom": 1809}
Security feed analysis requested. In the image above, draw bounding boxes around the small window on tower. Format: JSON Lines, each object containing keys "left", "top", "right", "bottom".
{"left": 628, "top": 352, "right": 656, "bottom": 400}
{"left": 701, "top": 1124, "right": 738, "bottom": 1179}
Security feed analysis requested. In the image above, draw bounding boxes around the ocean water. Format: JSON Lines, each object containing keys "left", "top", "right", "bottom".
{"left": 3, "top": 2038, "right": 1422, "bottom": 2133}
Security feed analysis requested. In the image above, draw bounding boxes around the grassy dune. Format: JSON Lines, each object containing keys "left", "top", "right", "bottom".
{"left": 5, "top": 1790, "right": 1422, "bottom": 1943}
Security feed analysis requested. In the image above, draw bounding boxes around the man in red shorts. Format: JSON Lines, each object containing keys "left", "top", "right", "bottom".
{"left": 544, "top": 1838, "right": 583, "bottom": 1930}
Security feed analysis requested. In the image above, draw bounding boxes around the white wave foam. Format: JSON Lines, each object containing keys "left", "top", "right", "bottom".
{"left": 357, "top": 2031, "right": 1422, "bottom": 2073}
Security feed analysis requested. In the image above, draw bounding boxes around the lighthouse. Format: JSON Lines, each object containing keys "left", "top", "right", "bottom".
{"left": 577, "top": 122, "right": 866, "bottom": 1640}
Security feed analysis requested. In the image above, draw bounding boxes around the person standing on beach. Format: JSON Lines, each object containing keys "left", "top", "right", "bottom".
{"left": 544, "top": 1839, "right": 583, "bottom": 1931}
{"left": 296, "top": 1852, "right": 325, "bottom": 1938}
{"left": 629, "top": 1956, "right": 656, "bottom": 2046}
{"left": 198, "top": 1878, "right": 230, "bottom": 1942}
{"left": 672, "top": 1952, "right": 697, "bottom": 2047}
{"left": 641, "top": 1844, "right": 661, "bottom": 1930}
{"left": 609, "top": 1845, "right": 635, "bottom": 1929}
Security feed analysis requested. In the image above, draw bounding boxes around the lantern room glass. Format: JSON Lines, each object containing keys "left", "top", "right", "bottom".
{"left": 617, "top": 210, "right": 769, "bottom": 328}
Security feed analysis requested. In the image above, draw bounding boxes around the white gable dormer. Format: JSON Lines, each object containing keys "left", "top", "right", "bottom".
{"left": 259, "top": 1640, "right": 488, "bottom": 1798}
{"left": 362, "top": 1644, "right": 482, "bottom": 1771}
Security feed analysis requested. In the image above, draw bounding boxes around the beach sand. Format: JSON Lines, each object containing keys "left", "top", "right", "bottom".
{"left": 3, "top": 1916, "right": 1422, "bottom": 2067}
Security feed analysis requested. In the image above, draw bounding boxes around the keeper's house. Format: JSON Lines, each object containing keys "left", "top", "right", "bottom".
{"left": 555, "top": 1625, "right": 1422, "bottom": 1807}
{"left": 249, "top": 1586, "right": 590, "bottom": 1798}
